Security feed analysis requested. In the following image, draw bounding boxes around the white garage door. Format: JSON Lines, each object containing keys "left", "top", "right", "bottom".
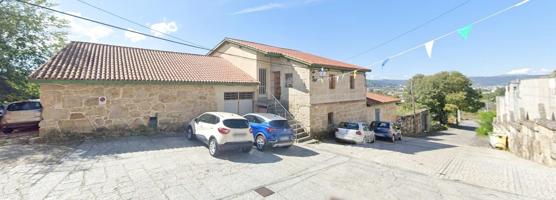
{"left": 224, "top": 92, "right": 253, "bottom": 115}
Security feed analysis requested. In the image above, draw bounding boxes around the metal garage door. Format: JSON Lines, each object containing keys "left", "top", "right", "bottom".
{"left": 224, "top": 92, "right": 253, "bottom": 115}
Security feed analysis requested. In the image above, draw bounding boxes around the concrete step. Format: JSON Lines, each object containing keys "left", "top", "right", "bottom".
{"left": 293, "top": 127, "right": 305, "bottom": 134}
{"left": 296, "top": 132, "right": 309, "bottom": 139}
{"left": 296, "top": 135, "right": 313, "bottom": 143}
{"left": 299, "top": 139, "right": 318, "bottom": 144}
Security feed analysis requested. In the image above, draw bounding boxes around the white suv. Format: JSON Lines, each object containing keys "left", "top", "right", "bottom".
{"left": 335, "top": 122, "right": 375, "bottom": 144}
{"left": 186, "top": 112, "right": 253, "bottom": 156}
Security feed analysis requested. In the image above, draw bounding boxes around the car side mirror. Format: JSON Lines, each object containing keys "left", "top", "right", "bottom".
{"left": 194, "top": 118, "right": 199, "bottom": 123}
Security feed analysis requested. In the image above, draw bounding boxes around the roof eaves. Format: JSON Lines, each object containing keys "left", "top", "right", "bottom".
{"left": 30, "top": 78, "right": 259, "bottom": 85}
{"left": 224, "top": 39, "right": 314, "bottom": 66}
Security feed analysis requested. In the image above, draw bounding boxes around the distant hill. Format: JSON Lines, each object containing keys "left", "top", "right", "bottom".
{"left": 468, "top": 74, "right": 543, "bottom": 87}
{"left": 367, "top": 74, "right": 545, "bottom": 88}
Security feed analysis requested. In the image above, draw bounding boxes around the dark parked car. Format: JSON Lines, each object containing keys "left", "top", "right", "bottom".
{"left": 370, "top": 121, "right": 402, "bottom": 142}
{"left": 0, "top": 100, "right": 42, "bottom": 133}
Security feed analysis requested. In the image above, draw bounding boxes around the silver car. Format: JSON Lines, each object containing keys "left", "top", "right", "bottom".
{"left": 335, "top": 122, "right": 375, "bottom": 144}
{"left": 0, "top": 100, "right": 42, "bottom": 133}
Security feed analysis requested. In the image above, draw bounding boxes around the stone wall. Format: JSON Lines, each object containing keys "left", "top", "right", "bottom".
{"left": 310, "top": 71, "right": 367, "bottom": 105}
{"left": 366, "top": 102, "right": 398, "bottom": 123}
{"left": 494, "top": 120, "right": 556, "bottom": 167}
{"left": 397, "top": 109, "right": 431, "bottom": 137}
{"left": 310, "top": 100, "right": 368, "bottom": 138}
{"left": 39, "top": 82, "right": 255, "bottom": 140}
{"left": 497, "top": 78, "right": 556, "bottom": 123}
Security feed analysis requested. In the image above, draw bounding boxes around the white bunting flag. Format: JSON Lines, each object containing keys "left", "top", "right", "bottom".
{"left": 424, "top": 40, "right": 434, "bottom": 58}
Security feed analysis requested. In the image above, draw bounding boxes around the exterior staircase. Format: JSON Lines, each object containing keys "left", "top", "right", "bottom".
{"left": 266, "top": 95, "right": 317, "bottom": 144}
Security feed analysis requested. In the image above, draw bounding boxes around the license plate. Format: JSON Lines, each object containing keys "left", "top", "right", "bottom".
{"left": 280, "top": 136, "right": 290, "bottom": 141}
{"left": 233, "top": 132, "right": 245, "bottom": 136}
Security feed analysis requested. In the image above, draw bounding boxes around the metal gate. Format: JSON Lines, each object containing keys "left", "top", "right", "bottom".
{"left": 224, "top": 92, "right": 253, "bottom": 115}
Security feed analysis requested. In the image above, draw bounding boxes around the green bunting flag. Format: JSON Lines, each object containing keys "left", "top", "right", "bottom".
{"left": 457, "top": 24, "right": 473, "bottom": 40}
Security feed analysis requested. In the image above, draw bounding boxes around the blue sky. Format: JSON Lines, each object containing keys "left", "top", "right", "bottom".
{"left": 54, "top": 0, "right": 555, "bottom": 79}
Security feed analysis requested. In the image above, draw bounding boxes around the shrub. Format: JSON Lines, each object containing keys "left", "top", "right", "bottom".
{"left": 476, "top": 111, "right": 496, "bottom": 136}
{"left": 431, "top": 120, "right": 448, "bottom": 131}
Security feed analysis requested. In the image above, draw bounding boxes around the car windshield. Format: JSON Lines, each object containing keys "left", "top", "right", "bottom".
{"left": 340, "top": 122, "right": 359, "bottom": 130}
{"left": 362, "top": 123, "right": 371, "bottom": 131}
{"left": 377, "top": 122, "right": 390, "bottom": 128}
{"left": 7, "top": 102, "right": 41, "bottom": 111}
{"left": 223, "top": 119, "right": 249, "bottom": 129}
{"left": 269, "top": 120, "right": 290, "bottom": 128}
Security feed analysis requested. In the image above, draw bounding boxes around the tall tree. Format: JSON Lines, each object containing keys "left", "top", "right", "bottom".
{"left": 0, "top": 0, "right": 67, "bottom": 103}
{"left": 404, "top": 71, "right": 484, "bottom": 124}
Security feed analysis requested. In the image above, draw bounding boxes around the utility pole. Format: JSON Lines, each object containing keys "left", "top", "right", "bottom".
{"left": 410, "top": 80, "right": 417, "bottom": 134}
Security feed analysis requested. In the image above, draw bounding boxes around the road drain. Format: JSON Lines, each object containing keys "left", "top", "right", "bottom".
{"left": 254, "top": 187, "right": 274, "bottom": 197}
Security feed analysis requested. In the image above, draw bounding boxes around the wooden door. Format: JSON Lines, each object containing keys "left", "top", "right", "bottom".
{"left": 273, "top": 72, "right": 281, "bottom": 100}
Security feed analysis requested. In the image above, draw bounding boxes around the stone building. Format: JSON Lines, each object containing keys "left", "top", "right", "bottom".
{"left": 366, "top": 92, "right": 400, "bottom": 122}
{"left": 209, "top": 38, "right": 371, "bottom": 139}
{"left": 32, "top": 38, "right": 371, "bottom": 141}
{"left": 494, "top": 77, "right": 556, "bottom": 166}
{"left": 30, "top": 42, "right": 258, "bottom": 139}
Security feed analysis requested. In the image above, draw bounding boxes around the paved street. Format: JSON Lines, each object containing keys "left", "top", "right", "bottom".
{"left": 1, "top": 123, "right": 555, "bottom": 200}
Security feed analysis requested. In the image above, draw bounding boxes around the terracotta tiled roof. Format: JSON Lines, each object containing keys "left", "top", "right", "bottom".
{"left": 219, "top": 38, "right": 369, "bottom": 71}
{"left": 30, "top": 41, "right": 258, "bottom": 84}
{"left": 366, "top": 92, "right": 400, "bottom": 104}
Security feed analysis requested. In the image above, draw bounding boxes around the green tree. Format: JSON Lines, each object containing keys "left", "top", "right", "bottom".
{"left": 0, "top": 0, "right": 67, "bottom": 103}
{"left": 481, "top": 87, "right": 505, "bottom": 102}
{"left": 404, "top": 71, "right": 484, "bottom": 124}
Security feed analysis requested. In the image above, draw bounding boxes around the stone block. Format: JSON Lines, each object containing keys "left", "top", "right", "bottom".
{"left": 90, "top": 87, "right": 104, "bottom": 96}
{"left": 106, "top": 88, "right": 121, "bottom": 98}
{"left": 159, "top": 93, "right": 177, "bottom": 103}
{"left": 43, "top": 109, "right": 69, "bottom": 120}
{"left": 109, "top": 105, "right": 128, "bottom": 119}
{"left": 122, "top": 89, "right": 135, "bottom": 98}
{"left": 151, "top": 103, "right": 165, "bottom": 112}
{"left": 70, "top": 113, "right": 86, "bottom": 120}
{"left": 84, "top": 97, "right": 99, "bottom": 106}
{"left": 41, "top": 84, "right": 66, "bottom": 91}
{"left": 62, "top": 96, "right": 83, "bottom": 109}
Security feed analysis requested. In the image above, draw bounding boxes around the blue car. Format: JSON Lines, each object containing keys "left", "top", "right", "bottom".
{"left": 370, "top": 121, "right": 402, "bottom": 143}
{"left": 243, "top": 113, "right": 295, "bottom": 151}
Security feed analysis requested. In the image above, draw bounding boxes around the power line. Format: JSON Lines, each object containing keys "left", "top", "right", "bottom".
{"left": 75, "top": 0, "right": 204, "bottom": 48}
{"left": 367, "top": 0, "right": 530, "bottom": 68}
{"left": 15, "top": 0, "right": 362, "bottom": 71}
{"left": 344, "top": 0, "right": 471, "bottom": 61}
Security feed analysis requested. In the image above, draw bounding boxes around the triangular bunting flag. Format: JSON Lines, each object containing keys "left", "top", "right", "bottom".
{"left": 457, "top": 25, "right": 472, "bottom": 40}
{"left": 425, "top": 40, "right": 434, "bottom": 58}
{"left": 381, "top": 58, "right": 390, "bottom": 67}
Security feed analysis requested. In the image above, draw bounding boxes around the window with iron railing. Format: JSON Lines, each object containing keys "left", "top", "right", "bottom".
{"left": 285, "top": 73, "right": 293, "bottom": 88}
{"left": 258, "top": 68, "right": 267, "bottom": 94}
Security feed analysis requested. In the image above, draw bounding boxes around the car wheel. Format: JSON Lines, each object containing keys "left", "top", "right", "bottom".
{"left": 208, "top": 138, "right": 220, "bottom": 157}
{"left": 2, "top": 128, "right": 13, "bottom": 134}
{"left": 186, "top": 126, "right": 195, "bottom": 140}
{"left": 255, "top": 134, "right": 266, "bottom": 151}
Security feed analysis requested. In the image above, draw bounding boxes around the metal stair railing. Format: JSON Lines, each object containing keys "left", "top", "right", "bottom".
{"left": 267, "top": 94, "right": 310, "bottom": 142}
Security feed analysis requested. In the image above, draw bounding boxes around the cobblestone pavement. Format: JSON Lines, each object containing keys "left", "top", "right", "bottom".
{"left": 1, "top": 125, "right": 555, "bottom": 200}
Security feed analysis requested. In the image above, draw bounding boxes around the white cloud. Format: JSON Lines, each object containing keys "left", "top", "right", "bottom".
{"left": 233, "top": 3, "right": 285, "bottom": 15}
{"left": 124, "top": 29, "right": 146, "bottom": 42}
{"left": 506, "top": 67, "right": 553, "bottom": 75}
{"left": 150, "top": 21, "right": 178, "bottom": 37}
{"left": 62, "top": 11, "right": 113, "bottom": 42}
